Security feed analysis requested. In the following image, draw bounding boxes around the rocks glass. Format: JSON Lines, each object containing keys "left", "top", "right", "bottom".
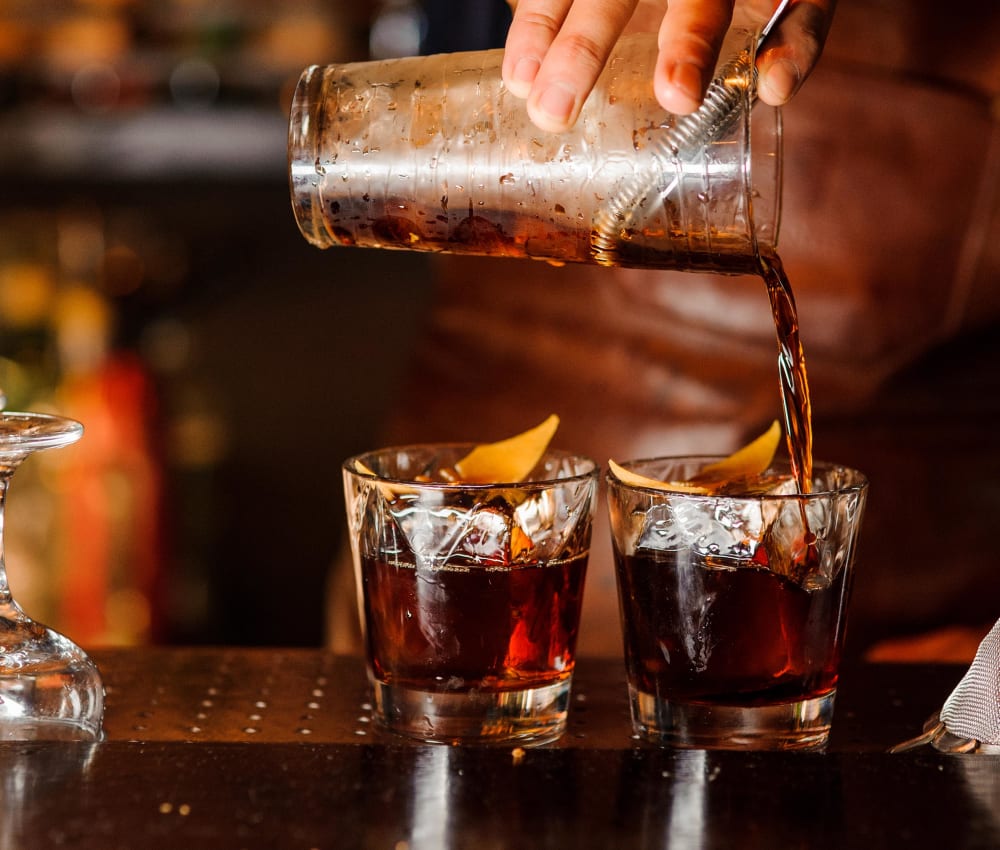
{"left": 344, "top": 445, "right": 598, "bottom": 745}
{"left": 607, "top": 457, "right": 867, "bottom": 750}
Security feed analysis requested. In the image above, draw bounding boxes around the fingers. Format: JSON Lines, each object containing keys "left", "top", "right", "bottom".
{"left": 653, "top": 0, "right": 736, "bottom": 115}
{"left": 501, "top": 0, "right": 572, "bottom": 99}
{"left": 502, "top": 0, "right": 638, "bottom": 133}
{"left": 503, "top": 0, "right": 838, "bottom": 131}
{"left": 756, "top": 0, "right": 837, "bottom": 106}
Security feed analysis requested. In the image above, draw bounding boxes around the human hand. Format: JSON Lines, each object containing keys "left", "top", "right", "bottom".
{"left": 502, "top": 0, "right": 837, "bottom": 133}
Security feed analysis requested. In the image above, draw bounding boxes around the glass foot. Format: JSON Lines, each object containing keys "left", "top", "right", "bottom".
{"left": 372, "top": 677, "right": 572, "bottom": 746}
{"left": 629, "top": 686, "right": 836, "bottom": 751}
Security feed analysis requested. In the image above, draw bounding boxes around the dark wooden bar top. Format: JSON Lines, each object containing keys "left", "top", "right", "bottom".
{"left": 2, "top": 648, "right": 997, "bottom": 849}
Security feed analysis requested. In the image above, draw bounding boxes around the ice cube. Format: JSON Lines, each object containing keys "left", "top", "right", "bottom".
{"left": 394, "top": 500, "right": 513, "bottom": 567}
{"left": 635, "top": 496, "right": 765, "bottom": 567}
{"left": 512, "top": 480, "right": 593, "bottom": 562}
{"left": 636, "top": 501, "right": 705, "bottom": 553}
{"left": 378, "top": 474, "right": 593, "bottom": 568}
{"left": 760, "top": 497, "right": 833, "bottom": 586}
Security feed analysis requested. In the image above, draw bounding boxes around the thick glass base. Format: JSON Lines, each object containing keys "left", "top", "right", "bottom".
{"left": 629, "top": 686, "right": 836, "bottom": 751}
{"left": 0, "top": 623, "right": 105, "bottom": 742}
{"left": 0, "top": 718, "right": 103, "bottom": 742}
{"left": 372, "top": 677, "right": 572, "bottom": 746}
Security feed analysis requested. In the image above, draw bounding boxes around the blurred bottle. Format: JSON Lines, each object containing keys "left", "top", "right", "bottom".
{"left": 0, "top": 209, "right": 165, "bottom": 646}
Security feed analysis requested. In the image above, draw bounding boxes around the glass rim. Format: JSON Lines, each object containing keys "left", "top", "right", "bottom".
{"left": 0, "top": 411, "right": 84, "bottom": 453}
{"left": 343, "top": 444, "right": 599, "bottom": 490}
{"left": 606, "top": 455, "right": 868, "bottom": 499}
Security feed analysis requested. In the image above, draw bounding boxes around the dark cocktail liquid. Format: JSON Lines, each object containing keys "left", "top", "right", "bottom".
{"left": 614, "top": 548, "right": 848, "bottom": 706}
{"left": 761, "top": 253, "right": 813, "bottom": 492}
{"left": 361, "top": 552, "right": 588, "bottom": 693}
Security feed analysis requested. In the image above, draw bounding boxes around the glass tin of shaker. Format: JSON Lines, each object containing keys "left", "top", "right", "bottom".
{"left": 289, "top": 28, "right": 780, "bottom": 272}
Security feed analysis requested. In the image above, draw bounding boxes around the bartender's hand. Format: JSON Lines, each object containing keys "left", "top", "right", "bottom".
{"left": 502, "top": 0, "right": 837, "bottom": 133}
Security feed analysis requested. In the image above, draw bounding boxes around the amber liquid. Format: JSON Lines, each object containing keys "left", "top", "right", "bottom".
{"left": 322, "top": 200, "right": 762, "bottom": 272}
{"left": 761, "top": 253, "right": 813, "bottom": 492}
{"left": 614, "top": 548, "right": 847, "bottom": 705}
{"left": 361, "top": 552, "right": 588, "bottom": 693}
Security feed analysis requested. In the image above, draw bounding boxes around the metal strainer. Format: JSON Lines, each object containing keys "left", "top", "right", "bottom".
{"left": 590, "top": 0, "right": 791, "bottom": 266}
{"left": 891, "top": 618, "right": 1000, "bottom": 754}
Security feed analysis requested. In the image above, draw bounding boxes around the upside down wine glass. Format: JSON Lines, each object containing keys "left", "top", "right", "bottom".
{"left": 0, "top": 412, "right": 104, "bottom": 741}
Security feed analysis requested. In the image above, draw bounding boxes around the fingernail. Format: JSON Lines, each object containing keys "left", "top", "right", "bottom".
{"left": 760, "top": 58, "right": 800, "bottom": 104}
{"left": 535, "top": 81, "right": 577, "bottom": 126}
{"left": 667, "top": 62, "right": 704, "bottom": 107}
{"left": 512, "top": 56, "right": 540, "bottom": 87}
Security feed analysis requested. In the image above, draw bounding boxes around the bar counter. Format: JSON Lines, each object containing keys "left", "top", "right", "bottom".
{"left": 3, "top": 648, "right": 997, "bottom": 848}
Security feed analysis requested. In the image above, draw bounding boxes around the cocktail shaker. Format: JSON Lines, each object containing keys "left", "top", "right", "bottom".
{"left": 289, "top": 28, "right": 780, "bottom": 272}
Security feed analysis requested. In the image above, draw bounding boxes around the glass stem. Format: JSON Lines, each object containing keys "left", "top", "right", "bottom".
{"left": 0, "top": 473, "right": 12, "bottom": 605}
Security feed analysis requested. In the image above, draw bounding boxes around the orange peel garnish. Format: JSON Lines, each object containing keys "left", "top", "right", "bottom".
{"left": 608, "top": 420, "right": 782, "bottom": 494}
{"left": 607, "top": 459, "right": 712, "bottom": 494}
{"left": 453, "top": 414, "right": 560, "bottom": 484}
{"left": 689, "top": 420, "right": 782, "bottom": 485}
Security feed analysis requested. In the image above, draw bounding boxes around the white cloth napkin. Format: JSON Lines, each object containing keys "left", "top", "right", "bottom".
{"left": 891, "top": 617, "right": 1000, "bottom": 753}
{"left": 938, "top": 618, "right": 1000, "bottom": 747}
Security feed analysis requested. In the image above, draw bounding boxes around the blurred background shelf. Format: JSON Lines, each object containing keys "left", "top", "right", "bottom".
{"left": 0, "top": 0, "right": 443, "bottom": 648}
{"left": 0, "top": 106, "right": 286, "bottom": 180}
